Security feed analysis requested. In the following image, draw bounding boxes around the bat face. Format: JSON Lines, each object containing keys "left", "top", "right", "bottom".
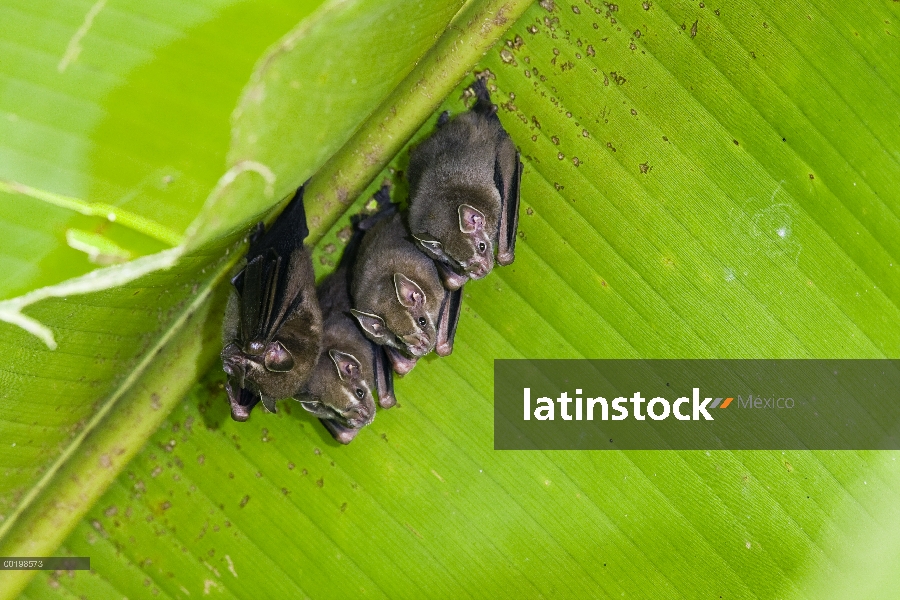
{"left": 221, "top": 326, "right": 296, "bottom": 387}
{"left": 221, "top": 186, "right": 323, "bottom": 420}
{"left": 298, "top": 349, "right": 376, "bottom": 430}
{"left": 412, "top": 191, "right": 496, "bottom": 281}
{"left": 350, "top": 273, "right": 437, "bottom": 357}
{"left": 350, "top": 213, "right": 444, "bottom": 364}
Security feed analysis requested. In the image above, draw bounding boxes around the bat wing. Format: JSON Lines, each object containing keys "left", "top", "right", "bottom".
{"left": 373, "top": 345, "right": 396, "bottom": 408}
{"left": 495, "top": 144, "right": 522, "bottom": 267}
{"left": 248, "top": 186, "right": 309, "bottom": 262}
{"left": 435, "top": 286, "right": 463, "bottom": 357}
{"left": 233, "top": 187, "right": 312, "bottom": 345}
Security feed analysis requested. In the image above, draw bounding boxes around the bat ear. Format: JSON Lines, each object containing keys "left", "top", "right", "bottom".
{"left": 264, "top": 341, "right": 295, "bottom": 372}
{"left": 329, "top": 349, "right": 361, "bottom": 381}
{"left": 458, "top": 204, "right": 486, "bottom": 233}
{"left": 297, "top": 398, "right": 333, "bottom": 420}
{"left": 394, "top": 273, "right": 426, "bottom": 308}
{"left": 351, "top": 309, "right": 387, "bottom": 338}
{"left": 412, "top": 233, "right": 446, "bottom": 259}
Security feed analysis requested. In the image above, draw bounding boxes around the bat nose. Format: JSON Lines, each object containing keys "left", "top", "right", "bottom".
{"left": 221, "top": 346, "right": 247, "bottom": 378}
{"left": 405, "top": 333, "right": 431, "bottom": 357}
{"left": 469, "top": 267, "right": 487, "bottom": 279}
{"left": 466, "top": 257, "right": 492, "bottom": 279}
{"left": 345, "top": 405, "right": 374, "bottom": 428}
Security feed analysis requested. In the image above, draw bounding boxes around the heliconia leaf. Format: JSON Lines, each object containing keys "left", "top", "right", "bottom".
{"left": 2, "top": 0, "right": 899, "bottom": 598}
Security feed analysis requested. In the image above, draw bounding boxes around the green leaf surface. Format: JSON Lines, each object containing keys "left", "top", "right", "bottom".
{"left": 3, "top": 0, "right": 900, "bottom": 598}
{"left": 0, "top": 0, "right": 501, "bottom": 594}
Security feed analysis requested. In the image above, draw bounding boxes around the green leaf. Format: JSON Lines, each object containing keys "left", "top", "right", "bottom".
{"left": 0, "top": 0, "right": 529, "bottom": 596}
{"left": 4, "top": 0, "right": 900, "bottom": 598}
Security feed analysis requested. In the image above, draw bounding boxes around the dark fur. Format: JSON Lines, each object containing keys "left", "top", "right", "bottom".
{"left": 221, "top": 186, "right": 323, "bottom": 421}
{"left": 407, "top": 78, "right": 522, "bottom": 290}
{"left": 351, "top": 211, "right": 444, "bottom": 372}
{"left": 294, "top": 191, "right": 396, "bottom": 444}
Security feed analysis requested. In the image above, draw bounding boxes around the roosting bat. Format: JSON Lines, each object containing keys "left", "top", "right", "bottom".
{"left": 407, "top": 77, "right": 523, "bottom": 290}
{"left": 221, "top": 185, "right": 323, "bottom": 421}
{"left": 350, "top": 187, "right": 463, "bottom": 375}
{"left": 294, "top": 202, "right": 396, "bottom": 444}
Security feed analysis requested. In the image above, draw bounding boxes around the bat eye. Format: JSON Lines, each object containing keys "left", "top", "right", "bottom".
{"left": 417, "top": 317, "right": 427, "bottom": 327}
{"left": 355, "top": 388, "right": 365, "bottom": 399}
{"left": 264, "top": 341, "right": 294, "bottom": 372}
{"left": 478, "top": 242, "right": 486, "bottom": 253}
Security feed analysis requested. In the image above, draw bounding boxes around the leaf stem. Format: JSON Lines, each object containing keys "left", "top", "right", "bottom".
{"left": 302, "top": 0, "right": 534, "bottom": 244}
{"left": 0, "top": 179, "right": 183, "bottom": 247}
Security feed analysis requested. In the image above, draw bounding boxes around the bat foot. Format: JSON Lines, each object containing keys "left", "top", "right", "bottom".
{"left": 496, "top": 250, "right": 515, "bottom": 266}
{"left": 437, "top": 110, "right": 450, "bottom": 127}
{"left": 249, "top": 221, "right": 265, "bottom": 244}
{"left": 385, "top": 346, "right": 417, "bottom": 376}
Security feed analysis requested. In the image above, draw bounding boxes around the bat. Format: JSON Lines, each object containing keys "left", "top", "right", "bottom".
{"left": 221, "top": 185, "right": 323, "bottom": 421}
{"left": 350, "top": 187, "right": 463, "bottom": 375}
{"left": 294, "top": 203, "right": 396, "bottom": 444}
{"left": 407, "top": 77, "right": 523, "bottom": 290}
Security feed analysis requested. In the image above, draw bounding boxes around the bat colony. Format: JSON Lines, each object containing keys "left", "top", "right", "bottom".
{"left": 221, "top": 78, "right": 522, "bottom": 444}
